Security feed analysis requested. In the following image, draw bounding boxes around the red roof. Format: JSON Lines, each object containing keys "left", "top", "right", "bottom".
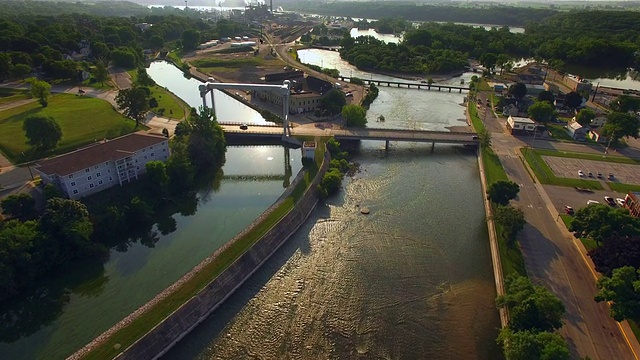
{"left": 36, "top": 132, "right": 167, "bottom": 176}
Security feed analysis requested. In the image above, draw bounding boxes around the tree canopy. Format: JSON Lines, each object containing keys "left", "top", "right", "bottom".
{"left": 1, "top": 193, "right": 36, "bottom": 221}
{"left": 493, "top": 205, "right": 526, "bottom": 247}
{"left": 570, "top": 204, "right": 640, "bottom": 244}
{"left": 342, "top": 104, "right": 367, "bottom": 127}
{"left": 321, "top": 89, "right": 347, "bottom": 116}
{"left": 487, "top": 180, "right": 520, "bottom": 205}
{"left": 497, "top": 328, "right": 570, "bottom": 360}
{"left": 589, "top": 234, "right": 640, "bottom": 276}
{"left": 595, "top": 266, "right": 640, "bottom": 322}
{"left": 115, "top": 87, "right": 151, "bottom": 127}
{"left": 26, "top": 77, "right": 51, "bottom": 107}
{"left": 603, "top": 112, "right": 640, "bottom": 143}
{"left": 22, "top": 115, "right": 63, "bottom": 150}
{"left": 575, "top": 108, "right": 596, "bottom": 127}
{"left": 528, "top": 101, "right": 555, "bottom": 123}
{"left": 497, "top": 275, "right": 566, "bottom": 333}
{"left": 508, "top": 83, "right": 527, "bottom": 100}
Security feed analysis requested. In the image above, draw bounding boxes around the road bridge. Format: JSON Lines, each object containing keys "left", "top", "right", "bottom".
{"left": 222, "top": 124, "right": 478, "bottom": 151}
{"left": 337, "top": 76, "right": 469, "bottom": 93}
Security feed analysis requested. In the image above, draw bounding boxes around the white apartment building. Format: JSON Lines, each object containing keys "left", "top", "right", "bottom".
{"left": 35, "top": 132, "right": 170, "bottom": 199}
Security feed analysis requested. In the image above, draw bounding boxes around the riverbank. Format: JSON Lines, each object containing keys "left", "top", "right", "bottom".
{"left": 71, "top": 142, "right": 329, "bottom": 360}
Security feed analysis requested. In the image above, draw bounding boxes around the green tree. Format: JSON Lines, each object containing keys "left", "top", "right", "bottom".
{"left": 0, "top": 220, "right": 40, "bottom": 301}
{"left": 496, "top": 54, "right": 510, "bottom": 75}
{"left": 342, "top": 104, "right": 367, "bottom": 127}
{"left": 497, "top": 275, "right": 566, "bottom": 332}
{"left": 111, "top": 47, "right": 137, "bottom": 69}
{"left": 182, "top": 107, "right": 227, "bottom": 172}
{"left": 181, "top": 29, "right": 200, "bottom": 51}
{"left": 43, "top": 183, "right": 62, "bottom": 200}
{"left": 26, "top": 77, "right": 51, "bottom": 107}
{"left": 0, "top": 53, "right": 11, "bottom": 80}
{"left": 135, "top": 67, "right": 155, "bottom": 87}
{"left": 145, "top": 160, "right": 169, "bottom": 196}
{"left": 537, "top": 90, "right": 555, "bottom": 104}
{"left": 38, "top": 198, "right": 94, "bottom": 265}
{"left": 321, "top": 89, "right": 347, "bottom": 115}
{"left": 149, "top": 35, "right": 165, "bottom": 50}
{"left": 1, "top": 193, "right": 36, "bottom": 221}
{"left": 564, "top": 91, "right": 583, "bottom": 111}
{"left": 508, "top": 82, "right": 527, "bottom": 101}
{"left": 528, "top": 101, "right": 556, "bottom": 123}
{"left": 569, "top": 204, "right": 640, "bottom": 245}
{"left": 478, "top": 127, "right": 491, "bottom": 148}
{"left": 480, "top": 52, "right": 498, "bottom": 73}
{"left": 589, "top": 235, "right": 640, "bottom": 276}
{"left": 115, "top": 87, "right": 151, "bottom": 127}
{"left": 92, "top": 61, "right": 109, "bottom": 86}
{"left": 487, "top": 180, "right": 520, "bottom": 205}
{"left": 497, "top": 328, "right": 570, "bottom": 360}
{"left": 603, "top": 112, "right": 640, "bottom": 144}
{"left": 317, "top": 168, "right": 344, "bottom": 198}
{"left": 611, "top": 95, "right": 640, "bottom": 113}
{"left": 10, "top": 63, "right": 31, "bottom": 80}
{"left": 493, "top": 205, "right": 526, "bottom": 247}
{"left": 575, "top": 108, "right": 596, "bottom": 127}
{"left": 22, "top": 115, "right": 63, "bottom": 150}
{"left": 166, "top": 138, "right": 195, "bottom": 194}
{"left": 595, "top": 266, "right": 640, "bottom": 322}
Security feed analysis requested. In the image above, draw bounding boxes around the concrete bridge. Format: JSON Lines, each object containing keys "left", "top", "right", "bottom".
{"left": 221, "top": 124, "right": 479, "bottom": 151}
{"left": 337, "top": 76, "right": 469, "bottom": 93}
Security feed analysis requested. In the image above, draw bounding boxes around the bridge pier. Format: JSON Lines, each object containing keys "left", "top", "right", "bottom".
{"left": 385, "top": 140, "right": 390, "bottom": 152}
{"left": 449, "top": 88, "right": 452, "bottom": 93}
{"left": 459, "top": 88, "right": 463, "bottom": 93}
{"left": 431, "top": 141, "right": 435, "bottom": 153}
{"left": 438, "top": 86, "right": 441, "bottom": 91}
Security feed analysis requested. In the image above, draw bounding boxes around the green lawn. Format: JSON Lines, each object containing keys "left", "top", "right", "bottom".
{"left": 0, "top": 88, "right": 30, "bottom": 106}
{"left": 483, "top": 147, "right": 508, "bottom": 185}
{"left": 82, "top": 141, "right": 326, "bottom": 360}
{"left": 546, "top": 124, "right": 574, "bottom": 141}
{"left": 128, "top": 70, "right": 187, "bottom": 120}
{"left": 520, "top": 148, "right": 604, "bottom": 190}
{"left": 608, "top": 183, "right": 640, "bottom": 193}
{"left": 496, "top": 227, "right": 528, "bottom": 277}
{"left": 0, "top": 94, "right": 139, "bottom": 163}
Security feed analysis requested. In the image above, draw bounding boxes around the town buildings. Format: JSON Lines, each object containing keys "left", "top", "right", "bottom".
{"left": 35, "top": 132, "right": 170, "bottom": 199}
{"left": 255, "top": 71, "right": 333, "bottom": 114}
{"left": 624, "top": 192, "right": 640, "bottom": 218}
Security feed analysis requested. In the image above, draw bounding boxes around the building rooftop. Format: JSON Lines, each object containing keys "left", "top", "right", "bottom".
{"left": 36, "top": 132, "right": 167, "bottom": 176}
{"left": 510, "top": 116, "right": 536, "bottom": 124}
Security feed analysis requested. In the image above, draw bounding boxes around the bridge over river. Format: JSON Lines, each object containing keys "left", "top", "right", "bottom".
{"left": 337, "top": 76, "right": 470, "bottom": 93}
{"left": 221, "top": 124, "right": 479, "bottom": 150}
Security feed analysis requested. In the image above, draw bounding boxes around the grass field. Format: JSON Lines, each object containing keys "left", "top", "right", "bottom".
{"left": 0, "top": 88, "right": 30, "bottom": 106}
{"left": 0, "top": 94, "right": 139, "bottom": 163}
{"left": 608, "top": 183, "right": 640, "bottom": 193}
{"left": 532, "top": 148, "right": 640, "bottom": 165}
{"left": 82, "top": 140, "right": 326, "bottom": 360}
{"left": 128, "top": 70, "right": 187, "bottom": 120}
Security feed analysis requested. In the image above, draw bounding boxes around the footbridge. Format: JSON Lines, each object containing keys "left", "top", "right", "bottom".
{"left": 338, "top": 76, "right": 469, "bottom": 93}
{"left": 222, "top": 124, "right": 479, "bottom": 151}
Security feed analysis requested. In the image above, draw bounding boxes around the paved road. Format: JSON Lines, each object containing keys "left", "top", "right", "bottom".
{"left": 480, "top": 95, "right": 639, "bottom": 359}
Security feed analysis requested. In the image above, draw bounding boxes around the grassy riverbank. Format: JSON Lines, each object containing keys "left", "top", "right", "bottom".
{"left": 468, "top": 100, "right": 526, "bottom": 278}
{"left": 82, "top": 139, "right": 326, "bottom": 360}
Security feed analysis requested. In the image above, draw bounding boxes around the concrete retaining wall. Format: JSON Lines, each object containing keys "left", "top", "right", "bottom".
{"left": 113, "top": 150, "right": 330, "bottom": 360}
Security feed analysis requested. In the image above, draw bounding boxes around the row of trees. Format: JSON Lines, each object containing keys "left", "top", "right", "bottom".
{"left": 0, "top": 7, "right": 249, "bottom": 81}
{"left": 335, "top": 8, "right": 640, "bottom": 77}
{"left": 569, "top": 204, "right": 640, "bottom": 325}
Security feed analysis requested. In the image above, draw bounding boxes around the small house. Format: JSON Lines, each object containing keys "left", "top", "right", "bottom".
{"left": 566, "top": 121, "right": 587, "bottom": 141}
{"left": 507, "top": 116, "right": 537, "bottom": 134}
{"left": 588, "top": 128, "right": 609, "bottom": 144}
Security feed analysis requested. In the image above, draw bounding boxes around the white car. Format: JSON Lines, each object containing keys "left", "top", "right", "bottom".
{"left": 616, "top": 198, "right": 626, "bottom": 207}
{"left": 587, "top": 200, "right": 600, "bottom": 205}
{"left": 578, "top": 170, "right": 585, "bottom": 177}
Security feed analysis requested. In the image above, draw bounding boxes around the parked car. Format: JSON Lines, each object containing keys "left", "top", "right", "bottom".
{"left": 563, "top": 205, "right": 575, "bottom": 215}
{"left": 239, "top": 123, "right": 248, "bottom": 130}
{"left": 588, "top": 172, "right": 594, "bottom": 177}
{"left": 472, "top": 135, "right": 479, "bottom": 140}
{"left": 616, "top": 198, "right": 626, "bottom": 207}
{"left": 604, "top": 196, "right": 616, "bottom": 206}
{"left": 597, "top": 173, "right": 603, "bottom": 178}
{"left": 608, "top": 173, "right": 615, "bottom": 180}
{"left": 578, "top": 170, "right": 585, "bottom": 177}
{"left": 587, "top": 200, "right": 600, "bottom": 205}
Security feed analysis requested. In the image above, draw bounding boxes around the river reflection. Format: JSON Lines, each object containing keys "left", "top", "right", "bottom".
{"left": 0, "top": 146, "right": 302, "bottom": 360}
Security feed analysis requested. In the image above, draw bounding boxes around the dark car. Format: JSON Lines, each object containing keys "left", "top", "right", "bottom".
{"left": 472, "top": 135, "right": 479, "bottom": 140}
{"left": 563, "top": 205, "right": 575, "bottom": 215}
{"left": 239, "top": 123, "right": 248, "bottom": 130}
{"left": 604, "top": 196, "right": 616, "bottom": 206}
{"left": 608, "top": 173, "right": 615, "bottom": 180}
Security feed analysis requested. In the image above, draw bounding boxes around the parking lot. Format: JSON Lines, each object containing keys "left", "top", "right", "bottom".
{"left": 543, "top": 184, "right": 626, "bottom": 216}
{"left": 543, "top": 156, "right": 640, "bottom": 185}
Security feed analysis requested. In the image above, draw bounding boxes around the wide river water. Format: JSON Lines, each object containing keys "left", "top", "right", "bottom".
{"left": 158, "top": 51, "right": 502, "bottom": 359}
{"left": 0, "top": 52, "right": 501, "bottom": 359}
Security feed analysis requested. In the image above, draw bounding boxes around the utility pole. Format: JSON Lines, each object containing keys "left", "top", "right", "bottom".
{"left": 592, "top": 82, "right": 599, "bottom": 102}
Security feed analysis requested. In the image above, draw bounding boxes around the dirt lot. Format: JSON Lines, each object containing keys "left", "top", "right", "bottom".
{"left": 543, "top": 155, "right": 640, "bottom": 185}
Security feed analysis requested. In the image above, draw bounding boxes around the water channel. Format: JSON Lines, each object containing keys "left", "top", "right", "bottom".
{"left": 0, "top": 62, "right": 302, "bottom": 359}
{"left": 159, "top": 48, "right": 502, "bottom": 359}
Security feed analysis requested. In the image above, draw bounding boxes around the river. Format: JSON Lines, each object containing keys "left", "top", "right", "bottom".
{"left": 158, "top": 52, "right": 502, "bottom": 359}
{"left": 0, "top": 65, "right": 302, "bottom": 358}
